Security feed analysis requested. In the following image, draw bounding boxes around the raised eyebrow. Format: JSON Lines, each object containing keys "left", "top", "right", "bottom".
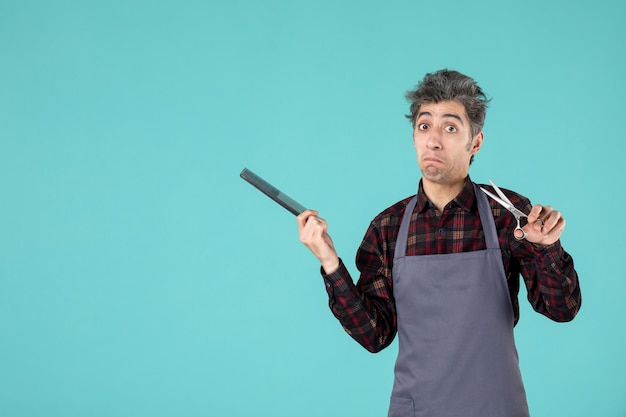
{"left": 442, "top": 113, "right": 464, "bottom": 125}
{"left": 416, "top": 111, "right": 432, "bottom": 121}
{"left": 416, "top": 111, "right": 465, "bottom": 125}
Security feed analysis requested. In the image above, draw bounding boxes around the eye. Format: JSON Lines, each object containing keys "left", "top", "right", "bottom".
{"left": 417, "top": 123, "right": 429, "bottom": 131}
{"left": 445, "top": 125, "right": 457, "bottom": 133}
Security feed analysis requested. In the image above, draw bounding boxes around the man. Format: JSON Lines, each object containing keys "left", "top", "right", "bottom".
{"left": 297, "top": 69, "right": 581, "bottom": 416}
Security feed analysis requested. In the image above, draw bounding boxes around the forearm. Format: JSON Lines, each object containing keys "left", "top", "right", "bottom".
{"left": 322, "top": 259, "right": 397, "bottom": 353}
{"left": 523, "top": 242, "right": 581, "bottom": 322}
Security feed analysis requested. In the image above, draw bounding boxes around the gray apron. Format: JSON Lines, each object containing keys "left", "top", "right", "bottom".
{"left": 388, "top": 185, "right": 530, "bottom": 417}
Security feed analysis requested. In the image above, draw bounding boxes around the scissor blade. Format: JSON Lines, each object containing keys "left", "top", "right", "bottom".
{"left": 480, "top": 187, "right": 513, "bottom": 210}
{"left": 480, "top": 187, "right": 527, "bottom": 219}
{"left": 488, "top": 179, "right": 514, "bottom": 205}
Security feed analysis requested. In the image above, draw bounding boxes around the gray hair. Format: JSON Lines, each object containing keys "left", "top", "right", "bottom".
{"left": 405, "top": 69, "right": 490, "bottom": 139}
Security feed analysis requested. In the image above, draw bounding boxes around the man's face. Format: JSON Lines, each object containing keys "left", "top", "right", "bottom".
{"left": 413, "top": 100, "right": 483, "bottom": 186}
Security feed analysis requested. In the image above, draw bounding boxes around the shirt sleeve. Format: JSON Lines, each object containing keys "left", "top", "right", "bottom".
{"left": 509, "top": 194, "right": 582, "bottom": 322}
{"left": 321, "top": 222, "right": 397, "bottom": 353}
{"left": 517, "top": 240, "right": 581, "bottom": 322}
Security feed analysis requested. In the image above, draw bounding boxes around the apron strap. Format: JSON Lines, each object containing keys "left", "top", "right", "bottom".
{"left": 474, "top": 183, "right": 500, "bottom": 250}
{"left": 395, "top": 196, "right": 418, "bottom": 259}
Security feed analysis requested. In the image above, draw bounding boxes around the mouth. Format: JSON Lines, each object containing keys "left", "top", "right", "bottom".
{"left": 422, "top": 156, "right": 444, "bottom": 164}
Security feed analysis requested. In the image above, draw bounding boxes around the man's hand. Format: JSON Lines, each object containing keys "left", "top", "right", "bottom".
{"left": 297, "top": 210, "right": 340, "bottom": 274}
{"left": 524, "top": 204, "right": 566, "bottom": 247}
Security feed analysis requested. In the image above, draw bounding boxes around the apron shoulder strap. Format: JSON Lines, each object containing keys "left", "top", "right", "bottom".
{"left": 394, "top": 196, "right": 418, "bottom": 260}
{"left": 474, "top": 184, "right": 500, "bottom": 250}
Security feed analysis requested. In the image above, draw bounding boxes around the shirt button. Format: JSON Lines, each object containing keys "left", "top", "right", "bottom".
{"left": 325, "top": 281, "right": 332, "bottom": 288}
{"left": 438, "top": 228, "right": 445, "bottom": 234}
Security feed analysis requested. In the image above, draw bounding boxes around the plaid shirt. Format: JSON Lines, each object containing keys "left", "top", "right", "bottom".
{"left": 322, "top": 177, "right": 581, "bottom": 353}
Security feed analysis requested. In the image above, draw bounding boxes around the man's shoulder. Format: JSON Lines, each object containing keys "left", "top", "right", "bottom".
{"left": 370, "top": 195, "right": 415, "bottom": 226}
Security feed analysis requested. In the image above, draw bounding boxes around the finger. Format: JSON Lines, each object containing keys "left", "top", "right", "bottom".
{"left": 529, "top": 205, "right": 558, "bottom": 234}
{"left": 297, "top": 209, "right": 319, "bottom": 230}
{"left": 541, "top": 210, "right": 563, "bottom": 235}
{"left": 300, "top": 214, "right": 328, "bottom": 244}
{"left": 539, "top": 217, "right": 566, "bottom": 245}
{"left": 527, "top": 204, "right": 548, "bottom": 223}
{"left": 297, "top": 209, "right": 317, "bottom": 222}
{"left": 309, "top": 216, "right": 328, "bottom": 236}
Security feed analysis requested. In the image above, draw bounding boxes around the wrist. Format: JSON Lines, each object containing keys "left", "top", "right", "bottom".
{"left": 321, "top": 256, "right": 340, "bottom": 275}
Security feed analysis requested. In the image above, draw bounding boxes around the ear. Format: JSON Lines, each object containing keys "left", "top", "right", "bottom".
{"left": 470, "top": 131, "right": 484, "bottom": 155}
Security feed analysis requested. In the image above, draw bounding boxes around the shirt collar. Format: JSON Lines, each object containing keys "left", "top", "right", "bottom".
{"left": 416, "top": 176, "right": 477, "bottom": 213}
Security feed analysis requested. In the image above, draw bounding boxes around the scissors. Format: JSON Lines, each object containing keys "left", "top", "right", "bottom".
{"left": 480, "top": 179, "right": 536, "bottom": 241}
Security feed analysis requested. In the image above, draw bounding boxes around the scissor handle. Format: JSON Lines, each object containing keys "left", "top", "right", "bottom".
{"left": 513, "top": 226, "right": 527, "bottom": 241}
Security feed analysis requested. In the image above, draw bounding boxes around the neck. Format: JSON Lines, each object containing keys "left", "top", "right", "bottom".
{"left": 422, "top": 178, "right": 466, "bottom": 213}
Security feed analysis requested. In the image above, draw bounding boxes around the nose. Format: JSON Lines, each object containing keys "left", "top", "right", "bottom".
{"left": 426, "top": 130, "right": 442, "bottom": 150}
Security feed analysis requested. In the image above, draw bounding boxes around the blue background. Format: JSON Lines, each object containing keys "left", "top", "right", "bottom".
{"left": 1, "top": 1, "right": 624, "bottom": 416}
